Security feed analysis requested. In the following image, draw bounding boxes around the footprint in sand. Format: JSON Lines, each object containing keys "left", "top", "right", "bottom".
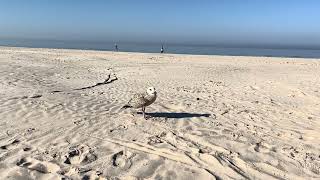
{"left": 253, "top": 141, "right": 271, "bottom": 153}
{"left": 16, "top": 157, "right": 60, "bottom": 174}
{"left": 63, "top": 144, "right": 97, "bottom": 165}
{"left": 112, "top": 150, "right": 134, "bottom": 169}
{"left": 148, "top": 132, "right": 166, "bottom": 145}
{"left": 0, "top": 138, "right": 20, "bottom": 150}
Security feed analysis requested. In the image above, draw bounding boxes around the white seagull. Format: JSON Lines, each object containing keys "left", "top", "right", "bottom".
{"left": 122, "top": 87, "right": 157, "bottom": 119}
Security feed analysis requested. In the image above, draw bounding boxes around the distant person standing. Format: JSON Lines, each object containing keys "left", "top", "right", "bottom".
{"left": 160, "top": 45, "right": 164, "bottom": 53}
{"left": 115, "top": 43, "right": 118, "bottom": 51}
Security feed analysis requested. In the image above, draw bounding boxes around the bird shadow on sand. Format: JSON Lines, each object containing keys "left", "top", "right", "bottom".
{"left": 138, "top": 112, "right": 211, "bottom": 119}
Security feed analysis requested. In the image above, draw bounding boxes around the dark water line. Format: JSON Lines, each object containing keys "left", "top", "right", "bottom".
{"left": 1, "top": 39, "right": 320, "bottom": 59}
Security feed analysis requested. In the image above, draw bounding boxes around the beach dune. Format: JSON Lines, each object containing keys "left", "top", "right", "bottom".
{"left": 0, "top": 47, "right": 319, "bottom": 179}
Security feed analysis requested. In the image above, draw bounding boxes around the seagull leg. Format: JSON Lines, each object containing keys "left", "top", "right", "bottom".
{"left": 142, "top": 107, "right": 146, "bottom": 119}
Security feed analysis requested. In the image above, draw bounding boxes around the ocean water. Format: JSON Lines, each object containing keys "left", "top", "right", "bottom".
{"left": 1, "top": 39, "right": 320, "bottom": 59}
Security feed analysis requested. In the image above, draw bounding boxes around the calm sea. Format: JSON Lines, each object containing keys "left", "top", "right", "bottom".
{"left": 1, "top": 39, "right": 320, "bottom": 59}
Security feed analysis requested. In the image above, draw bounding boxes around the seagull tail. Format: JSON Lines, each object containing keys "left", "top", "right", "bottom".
{"left": 121, "top": 104, "right": 132, "bottom": 109}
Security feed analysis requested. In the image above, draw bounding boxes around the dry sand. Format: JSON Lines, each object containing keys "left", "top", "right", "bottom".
{"left": 0, "top": 46, "right": 319, "bottom": 180}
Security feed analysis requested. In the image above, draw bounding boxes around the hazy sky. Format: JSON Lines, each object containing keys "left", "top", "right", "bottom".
{"left": 1, "top": 0, "right": 320, "bottom": 47}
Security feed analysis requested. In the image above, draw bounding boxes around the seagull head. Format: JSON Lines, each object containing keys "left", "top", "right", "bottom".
{"left": 146, "top": 87, "right": 157, "bottom": 95}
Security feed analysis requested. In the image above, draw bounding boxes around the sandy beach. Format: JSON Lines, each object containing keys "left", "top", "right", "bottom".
{"left": 0, "top": 46, "right": 319, "bottom": 179}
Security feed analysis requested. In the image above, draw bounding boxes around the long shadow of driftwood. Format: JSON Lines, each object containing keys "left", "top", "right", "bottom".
{"left": 49, "top": 73, "right": 118, "bottom": 94}
{"left": 138, "top": 112, "right": 211, "bottom": 119}
{"left": 73, "top": 74, "right": 118, "bottom": 91}
{"left": 8, "top": 73, "right": 118, "bottom": 100}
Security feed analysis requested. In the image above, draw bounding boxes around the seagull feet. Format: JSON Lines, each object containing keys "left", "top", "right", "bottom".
{"left": 134, "top": 112, "right": 149, "bottom": 120}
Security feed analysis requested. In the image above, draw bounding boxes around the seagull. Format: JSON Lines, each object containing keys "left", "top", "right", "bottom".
{"left": 122, "top": 87, "right": 157, "bottom": 119}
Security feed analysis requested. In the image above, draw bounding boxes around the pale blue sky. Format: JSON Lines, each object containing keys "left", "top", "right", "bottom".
{"left": 0, "top": 0, "right": 320, "bottom": 47}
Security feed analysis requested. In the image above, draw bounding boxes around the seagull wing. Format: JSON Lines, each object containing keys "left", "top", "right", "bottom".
{"left": 127, "top": 93, "right": 147, "bottom": 108}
